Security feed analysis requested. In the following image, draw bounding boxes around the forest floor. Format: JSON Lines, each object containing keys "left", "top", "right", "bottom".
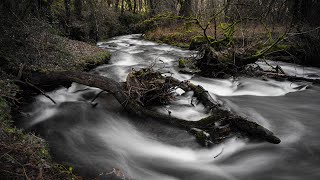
{"left": 0, "top": 27, "right": 111, "bottom": 179}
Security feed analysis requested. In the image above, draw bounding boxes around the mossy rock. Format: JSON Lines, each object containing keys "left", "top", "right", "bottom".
{"left": 189, "top": 36, "right": 214, "bottom": 50}
{"left": 195, "top": 131, "right": 211, "bottom": 147}
{"left": 79, "top": 51, "right": 111, "bottom": 71}
{"left": 178, "top": 58, "right": 187, "bottom": 68}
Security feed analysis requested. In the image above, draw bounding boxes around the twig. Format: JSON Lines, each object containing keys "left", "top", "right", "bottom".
{"left": 0, "top": 169, "right": 23, "bottom": 177}
{"left": 23, "top": 167, "right": 30, "bottom": 180}
{"left": 26, "top": 80, "right": 56, "bottom": 105}
{"left": 72, "top": 88, "right": 91, "bottom": 93}
{"left": 91, "top": 90, "right": 105, "bottom": 103}
{"left": 0, "top": 150, "right": 13, "bottom": 160}
{"left": 214, "top": 147, "right": 224, "bottom": 158}
{"left": 15, "top": 80, "right": 56, "bottom": 105}
{"left": 286, "top": 26, "right": 320, "bottom": 37}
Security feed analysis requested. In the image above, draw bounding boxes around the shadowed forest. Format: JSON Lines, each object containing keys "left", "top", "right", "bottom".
{"left": 1, "top": 0, "right": 320, "bottom": 179}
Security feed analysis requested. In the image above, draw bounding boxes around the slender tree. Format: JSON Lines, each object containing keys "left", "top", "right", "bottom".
{"left": 148, "top": 0, "right": 155, "bottom": 16}
{"left": 121, "top": 0, "right": 125, "bottom": 14}
{"left": 64, "top": 0, "right": 71, "bottom": 31}
{"left": 179, "top": 0, "right": 192, "bottom": 17}
{"left": 138, "top": 0, "right": 142, "bottom": 12}
{"left": 133, "top": 0, "right": 137, "bottom": 13}
{"left": 115, "top": 0, "right": 120, "bottom": 12}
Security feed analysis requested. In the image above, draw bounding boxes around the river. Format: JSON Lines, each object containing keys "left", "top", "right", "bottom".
{"left": 20, "top": 34, "right": 320, "bottom": 180}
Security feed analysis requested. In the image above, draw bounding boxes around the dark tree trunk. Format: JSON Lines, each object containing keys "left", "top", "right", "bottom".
{"left": 64, "top": 0, "right": 71, "bottom": 23}
{"left": 88, "top": 0, "right": 98, "bottom": 41}
{"left": 74, "top": 0, "right": 82, "bottom": 19}
{"left": 179, "top": 0, "right": 192, "bottom": 17}
{"left": 64, "top": 0, "right": 71, "bottom": 34}
{"left": 148, "top": 0, "right": 155, "bottom": 16}
{"left": 133, "top": 0, "right": 137, "bottom": 13}
{"left": 115, "top": 0, "right": 120, "bottom": 12}
{"left": 44, "top": 0, "right": 54, "bottom": 23}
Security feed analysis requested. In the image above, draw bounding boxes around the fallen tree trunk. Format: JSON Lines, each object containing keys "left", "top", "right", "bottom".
{"left": 27, "top": 70, "right": 280, "bottom": 146}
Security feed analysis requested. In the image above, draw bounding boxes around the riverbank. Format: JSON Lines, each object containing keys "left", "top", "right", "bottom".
{"left": 144, "top": 22, "right": 320, "bottom": 68}
{"left": 0, "top": 29, "right": 110, "bottom": 178}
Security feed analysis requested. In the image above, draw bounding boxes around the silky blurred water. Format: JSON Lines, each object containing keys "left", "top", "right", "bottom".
{"left": 21, "top": 34, "right": 320, "bottom": 179}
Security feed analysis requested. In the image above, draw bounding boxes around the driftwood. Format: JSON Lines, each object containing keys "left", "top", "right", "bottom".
{"left": 28, "top": 70, "right": 281, "bottom": 146}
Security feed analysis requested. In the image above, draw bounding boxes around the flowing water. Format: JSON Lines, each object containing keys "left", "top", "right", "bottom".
{"left": 20, "top": 34, "right": 320, "bottom": 180}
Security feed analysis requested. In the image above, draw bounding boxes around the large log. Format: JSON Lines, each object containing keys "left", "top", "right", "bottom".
{"left": 28, "top": 71, "right": 280, "bottom": 146}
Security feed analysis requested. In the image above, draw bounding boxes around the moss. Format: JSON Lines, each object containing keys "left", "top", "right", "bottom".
{"left": 178, "top": 58, "right": 187, "bottom": 68}
{"left": 195, "top": 131, "right": 208, "bottom": 146}
{"left": 79, "top": 51, "right": 111, "bottom": 71}
{"left": 191, "top": 36, "right": 214, "bottom": 43}
{"left": 189, "top": 36, "right": 214, "bottom": 50}
{"left": 174, "top": 43, "right": 190, "bottom": 48}
{"left": 144, "top": 25, "right": 198, "bottom": 49}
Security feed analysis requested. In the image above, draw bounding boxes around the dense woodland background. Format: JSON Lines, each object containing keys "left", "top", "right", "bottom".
{"left": 1, "top": 0, "right": 320, "bottom": 69}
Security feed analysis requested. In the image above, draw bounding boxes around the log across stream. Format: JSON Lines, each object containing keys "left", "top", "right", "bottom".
{"left": 19, "top": 34, "right": 320, "bottom": 180}
{"left": 28, "top": 69, "right": 281, "bottom": 146}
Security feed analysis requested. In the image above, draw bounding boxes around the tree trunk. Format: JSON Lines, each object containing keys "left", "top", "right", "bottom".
{"left": 28, "top": 71, "right": 281, "bottom": 146}
{"left": 121, "top": 0, "right": 124, "bottom": 14}
{"left": 88, "top": 0, "right": 98, "bottom": 41}
{"left": 74, "top": 0, "right": 82, "bottom": 19}
{"left": 133, "top": 0, "right": 137, "bottom": 13}
{"left": 115, "top": 0, "right": 120, "bottom": 12}
{"left": 148, "top": 0, "right": 155, "bottom": 16}
{"left": 46, "top": 0, "right": 54, "bottom": 23}
{"left": 138, "top": 0, "right": 142, "bottom": 12}
{"left": 179, "top": 0, "right": 192, "bottom": 17}
{"left": 64, "top": 0, "right": 71, "bottom": 33}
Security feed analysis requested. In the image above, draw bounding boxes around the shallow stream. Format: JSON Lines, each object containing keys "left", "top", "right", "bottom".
{"left": 21, "top": 34, "right": 320, "bottom": 180}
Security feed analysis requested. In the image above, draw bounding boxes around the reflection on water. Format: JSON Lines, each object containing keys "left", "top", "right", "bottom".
{"left": 21, "top": 34, "right": 320, "bottom": 179}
